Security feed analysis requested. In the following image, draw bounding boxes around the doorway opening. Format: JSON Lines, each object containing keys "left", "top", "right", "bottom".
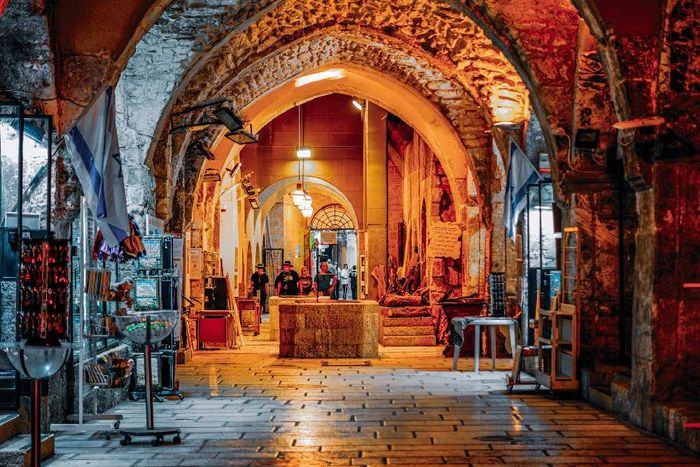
{"left": 310, "top": 204, "right": 357, "bottom": 300}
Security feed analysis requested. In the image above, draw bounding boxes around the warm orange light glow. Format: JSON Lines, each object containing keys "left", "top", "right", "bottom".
{"left": 490, "top": 87, "right": 527, "bottom": 126}
{"left": 295, "top": 69, "right": 346, "bottom": 87}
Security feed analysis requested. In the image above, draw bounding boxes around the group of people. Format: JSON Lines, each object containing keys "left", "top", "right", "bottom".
{"left": 250, "top": 260, "right": 357, "bottom": 310}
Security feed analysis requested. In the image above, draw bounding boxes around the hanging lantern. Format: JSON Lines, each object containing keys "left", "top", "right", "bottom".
{"left": 291, "top": 183, "right": 305, "bottom": 206}
{"left": 301, "top": 206, "right": 313, "bottom": 218}
{"left": 301, "top": 193, "right": 313, "bottom": 210}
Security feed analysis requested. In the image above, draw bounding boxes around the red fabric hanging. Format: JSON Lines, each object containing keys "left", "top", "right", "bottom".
{"left": 0, "top": 0, "right": 8, "bottom": 18}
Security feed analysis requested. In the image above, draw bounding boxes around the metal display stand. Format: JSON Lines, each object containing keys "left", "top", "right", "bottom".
{"left": 0, "top": 343, "right": 71, "bottom": 467}
{"left": 51, "top": 198, "right": 123, "bottom": 435}
{"left": 0, "top": 103, "right": 72, "bottom": 466}
{"left": 115, "top": 311, "right": 181, "bottom": 446}
{"left": 129, "top": 234, "right": 184, "bottom": 401}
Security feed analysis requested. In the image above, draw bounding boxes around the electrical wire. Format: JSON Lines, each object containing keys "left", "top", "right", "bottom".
{"left": 0, "top": 89, "right": 87, "bottom": 109}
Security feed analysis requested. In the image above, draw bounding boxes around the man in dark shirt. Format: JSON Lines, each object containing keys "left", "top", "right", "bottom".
{"left": 314, "top": 261, "right": 337, "bottom": 297}
{"left": 275, "top": 260, "right": 300, "bottom": 296}
{"left": 250, "top": 263, "right": 269, "bottom": 313}
{"left": 349, "top": 265, "right": 358, "bottom": 300}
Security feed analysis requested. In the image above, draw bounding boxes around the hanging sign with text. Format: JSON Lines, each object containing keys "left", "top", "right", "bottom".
{"left": 189, "top": 248, "right": 203, "bottom": 277}
{"left": 428, "top": 222, "right": 462, "bottom": 259}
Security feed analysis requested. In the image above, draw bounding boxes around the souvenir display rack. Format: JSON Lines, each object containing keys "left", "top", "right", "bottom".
{"left": 18, "top": 239, "right": 71, "bottom": 345}
{"left": 0, "top": 104, "right": 72, "bottom": 467}
{"left": 129, "top": 234, "right": 184, "bottom": 401}
{"left": 488, "top": 272, "right": 505, "bottom": 316}
{"left": 535, "top": 302, "right": 579, "bottom": 391}
{"left": 51, "top": 198, "right": 124, "bottom": 435}
{"left": 115, "top": 310, "right": 181, "bottom": 446}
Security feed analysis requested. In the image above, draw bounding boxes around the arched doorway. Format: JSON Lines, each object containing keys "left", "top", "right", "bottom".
{"left": 310, "top": 204, "right": 358, "bottom": 300}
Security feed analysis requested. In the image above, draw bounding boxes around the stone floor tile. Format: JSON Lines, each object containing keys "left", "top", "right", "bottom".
{"left": 49, "top": 328, "right": 699, "bottom": 466}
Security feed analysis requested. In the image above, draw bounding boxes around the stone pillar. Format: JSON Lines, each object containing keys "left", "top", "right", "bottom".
{"left": 282, "top": 197, "right": 305, "bottom": 265}
{"left": 630, "top": 190, "right": 656, "bottom": 430}
{"left": 463, "top": 206, "right": 483, "bottom": 295}
{"left": 363, "top": 102, "right": 388, "bottom": 300}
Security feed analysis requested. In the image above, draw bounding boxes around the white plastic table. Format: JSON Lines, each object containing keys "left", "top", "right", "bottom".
{"left": 451, "top": 317, "right": 517, "bottom": 371}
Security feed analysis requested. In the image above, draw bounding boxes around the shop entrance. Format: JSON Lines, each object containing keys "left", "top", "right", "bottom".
{"left": 310, "top": 204, "right": 357, "bottom": 300}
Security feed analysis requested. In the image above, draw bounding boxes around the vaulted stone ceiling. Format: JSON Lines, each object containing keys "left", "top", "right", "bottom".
{"left": 0, "top": 0, "right": 632, "bottom": 217}
{"left": 116, "top": 0, "right": 561, "bottom": 218}
{"left": 149, "top": 34, "right": 492, "bottom": 211}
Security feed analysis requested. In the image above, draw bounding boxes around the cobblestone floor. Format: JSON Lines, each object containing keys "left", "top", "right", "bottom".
{"left": 47, "top": 326, "right": 700, "bottom": 466}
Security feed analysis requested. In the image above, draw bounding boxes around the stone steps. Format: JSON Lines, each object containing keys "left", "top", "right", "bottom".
{"left": 0, "top": 413, "right": 20, "bottom": 445}
{"left": 380, "top": 336, "right": 437, "bottom": 346}
{"left": 0, "top": 433, "right": 54, "bottom": 467}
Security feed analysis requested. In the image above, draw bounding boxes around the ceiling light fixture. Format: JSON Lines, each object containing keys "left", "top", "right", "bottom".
{"left": 290, "top": 104, "right": 313, "bottom": 208}
{"left": 296, "top": 148, "right": 312, "bottom": 159}
{"left": 291, "top": 183, "right": 305, "bottom": 206}
{"left": 202, "top": 168, "right": 221, "bottom": 182}
{"left": 295, "top": 69, "right": 346, "bottom": 87}
{"left": 225, "top": 162, "right": 242, "bottom": 177}
{"left": 352, "top": 100, "right": 363, "bottom": 111}
{"left": 225, "top": 123, "right": 258, "bottom": 145}
{"left": 301, "top": 206, "right": 313, "bottom": 218}
{"left": 493, "top": 121, "right": 524, "bottom": 129}
{"left": 213, "top": 107, "right": 244, "bottom": 133}
{"left": 301, "top": 193, "right": 313, "bottom": 210}
{"left": 170, "top": 99, "right": 245, "bottom": 134}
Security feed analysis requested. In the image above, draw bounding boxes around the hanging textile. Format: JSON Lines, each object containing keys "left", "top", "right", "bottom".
{"left": 65, "top": 86, "right": 130, "bottom": 247}
{"left": 503, "top": 139, "right": 542, "bottom": 241}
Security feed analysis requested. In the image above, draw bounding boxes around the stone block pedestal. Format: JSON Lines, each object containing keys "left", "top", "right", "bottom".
{"left": 278, "top": 300, "right": 379, "bottom": 358}
{"left": 269, "top": 296, "right": 319, "bottom": 341}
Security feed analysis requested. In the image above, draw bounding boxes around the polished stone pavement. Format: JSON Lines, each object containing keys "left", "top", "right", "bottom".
{"left": 46, "top": 326, "right": 700, "bottom": 466}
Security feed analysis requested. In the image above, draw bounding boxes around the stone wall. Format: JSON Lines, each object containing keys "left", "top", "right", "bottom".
{"left": 653, "top": 161, "right": 700, "bottom": 401}
{"left": 386, "top": 116, "right": 470, "bottom": 299}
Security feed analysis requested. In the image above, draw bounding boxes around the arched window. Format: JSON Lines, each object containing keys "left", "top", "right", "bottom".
{"left": 310, "top": 204, "right": 354, "bottom": 230}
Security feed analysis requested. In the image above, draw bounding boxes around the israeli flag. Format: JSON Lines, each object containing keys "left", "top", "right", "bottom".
{"left": 503, "top": 139, "right": 542, "bottom": 241}
{"left": 65, "top": 86, "right": 130, "bottom": 247}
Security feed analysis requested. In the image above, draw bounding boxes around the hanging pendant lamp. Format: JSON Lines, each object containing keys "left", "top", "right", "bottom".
{"left": 291, "top": 183, "right": 305, "bottom": 206}
{"left": 301, "top": 193, "right": 313, "bottom": 210}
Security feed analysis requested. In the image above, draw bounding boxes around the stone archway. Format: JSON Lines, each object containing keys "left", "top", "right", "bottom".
{"left": 242, "top": 176, "right": 360, "bottom": 270}
{"left": 168, "top": 63, "right": 484, "bottom": 232}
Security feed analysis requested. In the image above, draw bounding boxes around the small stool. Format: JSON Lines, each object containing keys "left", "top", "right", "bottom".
{"left": 505, "top": 345, "right": 540, "bottom": 392}
{"left": 451, "top": 317, "right": 517, "bottom": 372}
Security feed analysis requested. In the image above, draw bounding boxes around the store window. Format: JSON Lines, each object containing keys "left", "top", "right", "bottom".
{"left": 70, "top": 212, "right": 123, "bottom": 361}
{"left": 0, "top": 107, "right": 53, "bottom": 343}
{"left": 521, "top": 181, "right": 559, "bottom": 345}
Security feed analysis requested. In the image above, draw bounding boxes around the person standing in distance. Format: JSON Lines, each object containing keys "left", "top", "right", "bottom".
{"left": 339, "top": 263, "right": 350, "bottom": 300}
{"left": 314, "top": 261, "right": 337, "bottom": 297}
{"left": 250, "top": 263, "right": 269, "bottom": 313}
{"left": 349, "top": 265, "right": 358, "bottom": 300}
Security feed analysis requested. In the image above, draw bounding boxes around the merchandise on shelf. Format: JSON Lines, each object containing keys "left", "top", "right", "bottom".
{"left": 92, "top": 217, "right": 146, "bottom": 262}
{"left": 18, "top": 239, "right": 71, "bottom": 345}
{"left": 84, "top": 357, "right": 134, "bottom": 388}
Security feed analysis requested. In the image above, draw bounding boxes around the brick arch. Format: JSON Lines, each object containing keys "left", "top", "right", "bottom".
{"left": 112, "top": 0, "right": 630, "bottom": 221}
{"left": 164, "top": 63, "right": 481, "bottom": 230}
{"left": 246, "top": 177, "right": 361, "bottom": 264}
{"left": 117, "top": 0, "right": 537, "bottom": 215}
{"left": 155, "top": 35, "right": 491, "bottom": 222}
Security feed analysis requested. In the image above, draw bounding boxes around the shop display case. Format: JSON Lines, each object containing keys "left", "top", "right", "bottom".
{"left": 0, "top": 104, "right": 71, "bottom": 467}
{"left": 115, "top": 310, "right": 181, "bottom": 446}
{"left": 18, "top": 239, "right": 70, "bottom": 345}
